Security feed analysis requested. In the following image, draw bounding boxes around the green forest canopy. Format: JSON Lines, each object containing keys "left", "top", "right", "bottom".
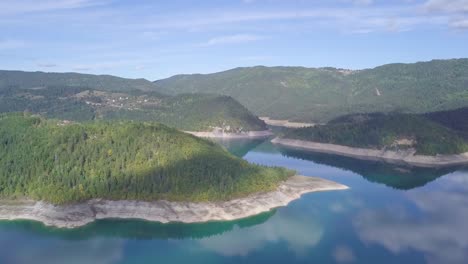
{"left": 0, "top": 85, "right": 267, "bottom": 132}
{"left": 281, "top": 113, "right": 468, "bottom": 156}
{"left": 154, "top": 58, "right": 468, "bottom": 122}
{"left": 0, "top": 114, "right": 293, "bottom": 204}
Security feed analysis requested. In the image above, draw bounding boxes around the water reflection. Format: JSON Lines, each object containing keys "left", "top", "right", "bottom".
{"left": 0, "top": 211, "right": 274, "bottom": 241}
{"left": 277, "top": 147, "right": 460, "bottom": 190}
{"left": 214, "top": 138, "right": 268, "bottom": 157}
{"left": 353, "top": 170, "right": 468, "bottom": 264}
{"left": 0, "top": 237, "right": 124, "bottom": 264}
{"left": 197, "top": 206, "right": 324, "bottom": 257}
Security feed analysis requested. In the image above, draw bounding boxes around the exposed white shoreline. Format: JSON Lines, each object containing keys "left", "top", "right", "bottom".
{"left": 0, "top": 176, "right": 347, "bottom": 228}
{"left": 272, "top": 137, "right": 468, "bottom": 168}
{"left": 184, "top": 130, "right": 273, "bottom": 138}
{"left": 259, "top": 117, "right": 314, "bottom": 128}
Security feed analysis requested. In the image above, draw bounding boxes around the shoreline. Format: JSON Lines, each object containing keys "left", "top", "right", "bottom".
{"left": 0, "top": 175, "right": 347, "bottom": 229}
{"left": 184, "top": 130, "right": 273, "bottom": 138}
{"left": 271, "top": 137, "right": 468, "bottom": 168}
{"left": 259, "top": 117, "right": 314, "bottom": 128}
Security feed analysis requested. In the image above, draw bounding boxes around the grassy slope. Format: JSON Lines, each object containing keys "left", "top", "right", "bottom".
{"left": 0, "top": 114, "right": 292, "bottom": 204}
{"left": 282, "top": 113, "right": 468, "bottom": 155}
{"left": 155, "top": 59, "right": 468, "bottom": 122}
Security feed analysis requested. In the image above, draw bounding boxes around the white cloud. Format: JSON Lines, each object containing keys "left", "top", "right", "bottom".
{"left": 450, "top": 19, "right": 468, "bottom": 28}
{"left": 424, "top": 0, "right": 468, "bottom": 13}
{"left": 199, "top": 34, "right": 265, "bottom": 47}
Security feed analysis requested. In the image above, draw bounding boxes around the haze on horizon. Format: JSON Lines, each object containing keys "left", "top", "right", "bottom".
{"left": 1, "top": 0, "right": 468, "bottom": 80}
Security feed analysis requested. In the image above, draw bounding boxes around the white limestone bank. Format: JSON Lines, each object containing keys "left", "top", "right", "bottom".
{"left": 272, "top": 137, "right": 468, "bottom": 168}
{"left": 184, "top": 130, "right": 273, "bottom": 138}
{"left": 259, "top": 117, "right": 314, "bottom": 128}
{"left": 0, "top": 176, "right": 347, "bottom": 229}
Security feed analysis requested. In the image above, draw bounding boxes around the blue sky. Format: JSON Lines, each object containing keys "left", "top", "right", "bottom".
{"left": 1, "top": 0, "right": 468, "bottom": 80}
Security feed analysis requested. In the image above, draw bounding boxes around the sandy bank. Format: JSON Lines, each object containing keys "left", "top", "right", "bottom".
{"left": 0, "top": 176, "right": 347, "bottom": 229}
{"left": 184, "top": 130, "right": 273, "bottom": 138}
{"left": 260, "top": 117, "right": 314, "bottom": 128}
{"left": 272, "top": 137, "right": 468, "bottom": 168}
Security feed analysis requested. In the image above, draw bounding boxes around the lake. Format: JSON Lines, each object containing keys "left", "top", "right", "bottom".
{"left": 1, "top": 138, "right": 467, "bottom": 264}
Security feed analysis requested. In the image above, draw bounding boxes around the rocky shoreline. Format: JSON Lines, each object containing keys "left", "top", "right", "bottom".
{"left": 184, "top": 130, "right": 273, "bottom": 138}
{"left": 272, "top": 137, "right": 468, "bottom": 168}
{"left": 259, "top": 117, "right": 314, "bottom": 128}
{"left": 0, "top": 175, "right": 347, "bottom": 229}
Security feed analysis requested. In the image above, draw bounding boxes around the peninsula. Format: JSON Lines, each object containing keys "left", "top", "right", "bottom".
{"left": 0, "top": 114, "right": 347, "bottom": 227}
{"left": 0, "top": 176, "right": 347, "bottom": 228}
{"left": 273, "top": 112, "right": 468, "bottom": 168}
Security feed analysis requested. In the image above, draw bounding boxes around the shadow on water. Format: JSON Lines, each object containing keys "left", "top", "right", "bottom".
{"left": 276, "top": 147, "right": 462, "bottom": 190}
{"left": 213, "top": 138, "right": 269, "bottom": 157}
{"left": 0, "top": 210, "right": 275, "bottom": 240}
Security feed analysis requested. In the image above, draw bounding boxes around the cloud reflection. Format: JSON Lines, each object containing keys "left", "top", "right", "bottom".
{"left": 0, "top": 237, "right": 123, "bottom": 264}
{"left": 353, "top": 171, "right": 468, "bottom": 264}
{"left": 197, "top": 208, "right": 324, "bottom": 257}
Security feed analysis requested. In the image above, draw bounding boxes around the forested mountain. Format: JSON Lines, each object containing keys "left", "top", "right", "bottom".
{"left": 154, "top": 59, "right": 468, "bottom": 122}
{"left": 0, "top": 85, "right": 267, "bottom": 132}
{"left": 0, "top": 70, "right": 157, "bottom": 92}
{"left": 281, "top": 112, "right": 468, "bottom": 155}
{"left": 425, "top": 107, "right": 468, "bottom": 135}
{"left": 0, "top": 114, "right": 292, "bottom": 204}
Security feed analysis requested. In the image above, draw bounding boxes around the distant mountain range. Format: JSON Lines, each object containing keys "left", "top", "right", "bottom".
{"left": 154, "top": 58, "right": 468, "bottom": 122}
{"left": 3, "top": 58, "right": 468, "bottom": 124}
{"left": 0, "top": 70, "right": 156, "bottom": 92}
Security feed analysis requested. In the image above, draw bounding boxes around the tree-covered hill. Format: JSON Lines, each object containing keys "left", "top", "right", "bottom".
{"left": 425, "top": 107, "right": 468, "bottom": 136}
{"left": 280, "top": 112, "right": 468, "bottom": 156}
{"left": 0, "top": 114, "right": 293, "bottom": 204}
{"left": 154, "top": 59, "right": 468, "bottom": 122}
{"left": 0, "top": 70, "right": 157, "bottom": 92}
{"left": 0, "top": 85, "right": 267, "bottom": 132}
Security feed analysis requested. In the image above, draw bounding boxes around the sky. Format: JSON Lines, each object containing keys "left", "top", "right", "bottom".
{"left": 1, "top": 0, "right": 468, "bottom": 80}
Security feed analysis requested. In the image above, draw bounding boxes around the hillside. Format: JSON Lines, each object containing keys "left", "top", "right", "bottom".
{"left": 154, "top": 59, "right": 468, "bottom": 122}
{"left": 0, "top": 114, "right": 292, "bottom": 204}
{"left": 0, "top": 85, "right": 267, "bottom": 132}
{"left": 425, "top": 107, "right": 468, "bottom": 135}
{"left": 280, "top": 113, "right": 468, "bottom": 155}
{"left": 0, "top": 70, "right": 157, "bottom": 92}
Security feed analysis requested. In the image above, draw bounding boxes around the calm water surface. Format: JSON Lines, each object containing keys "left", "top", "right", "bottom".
{"left": 1, "top": 138, "right": 467, "bottom": 264}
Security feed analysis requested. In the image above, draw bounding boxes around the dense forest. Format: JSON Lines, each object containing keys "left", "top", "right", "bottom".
{"left": 0, "top": 85, "right": 267, "bottom": 132}
{"left": 0, "top": 114, "right": 293, "bottom": 204}
{"left": 155, "top": 58, "right": 468, "bottom": 122}
{"left": 0, "top": 70, "right": 156, "bottom": 92}
{"left": 281, "top": 112, "right": 468, "bottom": 155}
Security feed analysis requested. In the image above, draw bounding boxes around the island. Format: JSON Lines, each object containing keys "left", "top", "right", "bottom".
{"left": 0, "top": 114, "right": 347, "bottom": 228}
{"left": 272, "top": 112, "right": 468, "bottom": 168}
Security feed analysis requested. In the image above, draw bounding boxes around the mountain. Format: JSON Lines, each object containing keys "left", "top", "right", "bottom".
{"left": 280, "top": 112, "right": 468, "bottom": 155}
{"left": 154, "top": 59, "right": 468, "bottom": 122}
{"left": 0, "top": 70, "right": 157, "bottom": 92}
{"left": 425, "top": 107, "right": 468, "bottom": 136}
{"left": 0, "top": 83, "right": 267, "bottom": 132}
{"left": 0, "top": 113, "right": 292, "bottom": 204}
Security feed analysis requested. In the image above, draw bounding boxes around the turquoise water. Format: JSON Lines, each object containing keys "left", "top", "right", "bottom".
{"left": 1, "top": 138, "right": 468, "bottom": 264}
